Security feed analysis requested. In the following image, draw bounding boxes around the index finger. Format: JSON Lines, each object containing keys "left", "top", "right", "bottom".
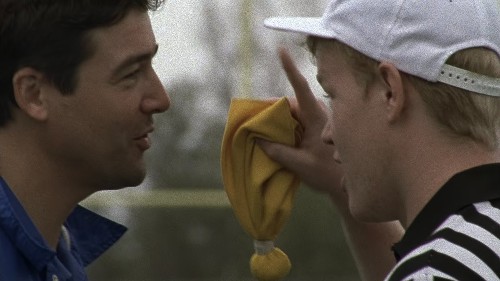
{"left": 278, "top": 47, "right": 319, "bottom": 114}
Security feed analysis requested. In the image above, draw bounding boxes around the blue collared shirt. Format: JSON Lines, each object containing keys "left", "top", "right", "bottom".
{"left": 0, "top": 178, "right": 127, "bottom": 281}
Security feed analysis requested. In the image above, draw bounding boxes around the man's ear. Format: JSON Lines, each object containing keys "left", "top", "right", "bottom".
{"left": 378, "top": 62, "right": 406, "bottom": 123}
{"left": 12, "top": 68, "right": 50, "bottom": 121}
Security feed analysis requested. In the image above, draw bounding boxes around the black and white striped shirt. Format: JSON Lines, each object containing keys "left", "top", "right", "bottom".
{"left": 387, "top": 164, "right": 500, "bottom": 281}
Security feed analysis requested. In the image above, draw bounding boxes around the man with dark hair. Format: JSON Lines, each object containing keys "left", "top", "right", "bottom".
{"left": 0, "top": 1, "right": 170, "bottom": 280}
{"left": 260, "top": 0, "right": 500, "bottom": 280}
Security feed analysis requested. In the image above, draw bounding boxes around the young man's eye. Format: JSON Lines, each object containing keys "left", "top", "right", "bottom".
{"left": 322, "top": 91, "right": 335, "bottom": 99}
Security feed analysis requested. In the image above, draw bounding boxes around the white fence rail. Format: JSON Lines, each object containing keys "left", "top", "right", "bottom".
{"left": 82, "top": 189, "right": 230, "bottom": 208}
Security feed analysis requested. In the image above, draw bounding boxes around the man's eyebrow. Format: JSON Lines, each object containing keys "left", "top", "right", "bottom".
{"left": 111, "top": 44, "right": 159, "bottom": 76}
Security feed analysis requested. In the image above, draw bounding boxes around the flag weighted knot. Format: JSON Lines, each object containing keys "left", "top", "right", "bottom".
{"left": 250, "top": 240, "right": 291, "bottom": 281}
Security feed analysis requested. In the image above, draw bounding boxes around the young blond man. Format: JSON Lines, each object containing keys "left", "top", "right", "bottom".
{"left": 259, "top": 0, "right": 500, "bottom": 280}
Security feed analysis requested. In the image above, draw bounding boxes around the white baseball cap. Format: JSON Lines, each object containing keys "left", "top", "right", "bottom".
{"left": 264, "top": 0, "right": 500, "bottom": 97}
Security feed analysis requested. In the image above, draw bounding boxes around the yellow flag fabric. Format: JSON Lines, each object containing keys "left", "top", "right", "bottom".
{"left": 221, "top": 97, "right": 302, "bottom": 281}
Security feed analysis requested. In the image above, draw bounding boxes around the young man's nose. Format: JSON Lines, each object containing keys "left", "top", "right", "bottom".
{"left": 321, "top": 120, "right": 335, "bottom": 145}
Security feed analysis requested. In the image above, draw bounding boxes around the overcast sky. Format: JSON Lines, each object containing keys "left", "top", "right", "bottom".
{"left": 149, "top": 0, "right": 329, "bottom": 90}
{"left": 150, "top": 1, "right": 211, "bottom": 84}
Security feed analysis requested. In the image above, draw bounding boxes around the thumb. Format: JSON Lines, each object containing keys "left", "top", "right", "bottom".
{"left": 256, "top": 138, "right": 305, "bottom": 173}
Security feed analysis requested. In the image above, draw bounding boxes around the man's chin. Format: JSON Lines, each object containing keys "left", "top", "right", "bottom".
{"left": 102, "top": 169, "right": 147, "bottom": 191}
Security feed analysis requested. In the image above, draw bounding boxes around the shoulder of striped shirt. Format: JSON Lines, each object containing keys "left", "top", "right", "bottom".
{"left": 384, "top": 200, "right": 500, "bottom": 281}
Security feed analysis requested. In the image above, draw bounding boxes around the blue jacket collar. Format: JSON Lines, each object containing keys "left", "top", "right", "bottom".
{"left": 0, "top": 177, "right": 127, "bottom": 271}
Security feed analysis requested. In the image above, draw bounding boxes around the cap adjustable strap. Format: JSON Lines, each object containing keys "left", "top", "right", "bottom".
{"left": 438, "top": 64, "right": 500, "bottom": 97}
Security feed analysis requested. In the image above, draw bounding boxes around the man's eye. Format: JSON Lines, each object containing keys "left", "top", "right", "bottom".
{"left": 124, "top": 69, "right": 140, "bottom": 80}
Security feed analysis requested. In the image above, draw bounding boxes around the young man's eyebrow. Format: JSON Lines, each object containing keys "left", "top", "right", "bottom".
{"left": 316, "top": 74, "right": 323, "bottom": 85}
{"left": 111, "top": 44, "right": 159, "bottom": 76}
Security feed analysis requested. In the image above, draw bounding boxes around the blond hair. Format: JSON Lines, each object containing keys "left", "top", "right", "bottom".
{"left": 307, "top": 36, "right": 500, "bottom": 149}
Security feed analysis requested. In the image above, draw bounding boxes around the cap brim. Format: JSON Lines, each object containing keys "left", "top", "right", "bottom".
{"left": 264, "top": 17, "right": 337, "bottom": 39}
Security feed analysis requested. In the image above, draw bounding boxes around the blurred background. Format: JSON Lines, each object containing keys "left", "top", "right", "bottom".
{"left": 83, "top": 0, "right": 360, "bottom": 280}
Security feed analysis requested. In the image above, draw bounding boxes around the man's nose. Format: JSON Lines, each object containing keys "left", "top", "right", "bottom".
{"left": 142, "top": 71, "right": 171, "bottom": 114}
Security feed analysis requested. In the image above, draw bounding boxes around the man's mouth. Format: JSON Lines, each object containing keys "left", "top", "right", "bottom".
{"left": 134, "top": 127, "right": 154, "bottom": 151}
{"left": 134, "top": 134, "right": 151, "bottom": 151}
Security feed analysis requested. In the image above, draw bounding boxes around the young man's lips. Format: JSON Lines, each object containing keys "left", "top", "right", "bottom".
{"left": 333, "top": 150, "right": 342, "bottom": 164}
{"left": 340, "top": 176, "right": 347, "bottom": 193}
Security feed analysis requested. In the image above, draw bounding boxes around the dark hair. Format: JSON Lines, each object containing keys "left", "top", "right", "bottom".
{"left": 0, "top": 0, "right": 163, "bottom": 126}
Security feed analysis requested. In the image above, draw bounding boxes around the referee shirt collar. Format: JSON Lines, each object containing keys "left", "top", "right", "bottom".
{"left": 392, "top": 163, "right": 500, "bottom": 261}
